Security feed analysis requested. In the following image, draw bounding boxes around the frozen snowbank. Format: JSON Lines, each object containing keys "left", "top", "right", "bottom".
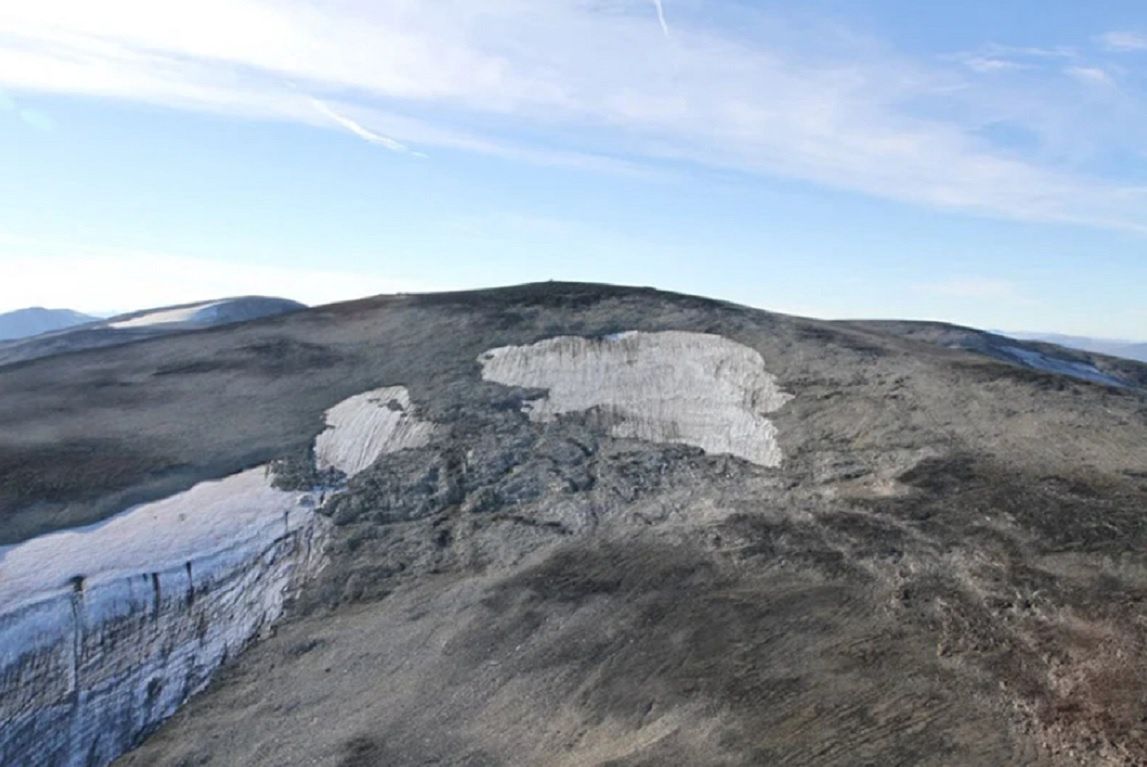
{"left": 315, "top": 386, "right": 436, "bottom": 476}
{"left": 479, "top": 331, "right": 791, "bottom": 467}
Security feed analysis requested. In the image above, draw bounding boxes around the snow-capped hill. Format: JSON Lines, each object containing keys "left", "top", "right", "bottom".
{"left": 851, "top": 319, "right": 1147, "bottom": 390}
{"left": 1003, "top": 331, "right": 1147, "bottom": 364}
{"left": 105, "top": 296, "right": 305, "bottom": 330}
{"left": 0, "top": 307, "right": 97, "bottom": 341}
{"left": 0, "top": 296, "right": 305, "bottom": 367}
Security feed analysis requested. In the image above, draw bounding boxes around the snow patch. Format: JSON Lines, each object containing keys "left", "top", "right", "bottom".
{"left": 107, "top": 300, "right": 226, "bottom": 329}
{"left": 478, "top": 331, "right": 792, "bottom": 467}
{"left": 1001, "top": 345, "right": 1127, "bottom": 388}
{"left": 314, "top": 386, "right": 436, "bottom": 477}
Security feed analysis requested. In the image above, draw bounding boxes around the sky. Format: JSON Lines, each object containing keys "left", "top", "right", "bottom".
{"left": 1, "top": 0, "right": 1145, "bottom": 337}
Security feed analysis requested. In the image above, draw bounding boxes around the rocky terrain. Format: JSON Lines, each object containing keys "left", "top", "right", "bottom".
{"left": 1, "top": 283, "right": 1146, "bottom": 766}
{"left": 853, "top": 320, "right": 1147, "bottom": 390}
{"left": 1006, "top": 332, "right": 1147, "bottom": 365}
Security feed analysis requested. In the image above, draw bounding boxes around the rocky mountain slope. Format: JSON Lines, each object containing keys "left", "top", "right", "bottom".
{"left": 851, "top": 320, "right": 1147, "bottom": 390}
{"left": 1005, "top": 332, "right": 1147, "bottom": 365}
{"left": 0, "top": 307, "right": 96, "bottom": 341}
{"left": 1, "top": 283, "right": 1146, "bottom": 766}
{"left": 0, "top": 296, "right": 304, "bottom": 368}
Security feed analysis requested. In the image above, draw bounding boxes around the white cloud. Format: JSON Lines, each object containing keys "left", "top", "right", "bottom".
{"left": 0, "top": 235, "right": 442, "bottom": 313}
{"left": 0, "top": 88, "right": 56, "bottom": 130}
{"left": 0, "top": 1, "right": 1144, "bottom": 232}
{"left": 960, "top": 56, "right": 1025, "bottom": 74}
{"left": 1066, "top": 66, "right": 1114, "bottom": 87}
{"left": 1099, "top": 31, "right": 1147, "bottom": 52}
{"left": 651, "top": 0, "right": 670, "bottom": 40}
{"left": 310, "top": 99, "right": 424, "bottom": 156}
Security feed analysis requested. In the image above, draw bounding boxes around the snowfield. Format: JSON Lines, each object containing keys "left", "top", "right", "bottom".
{"left": 479, "top": 331, "right": 792, "bottom": 467}
{"left": 1000, "top": 345, "right": 1127, "bottom": 388}
{"left": 315, "top": 386, "right": 436, "bottom": 476}
{"left": 107, "top": 301, "right": 227, "bottom": 329}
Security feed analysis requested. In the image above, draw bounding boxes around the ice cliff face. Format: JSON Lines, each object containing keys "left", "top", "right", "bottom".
{"left": 0, "top": 386, "right": 433, "bottom": 767}
{"left": 479, "top": 331, "right": 792, "bottom": 467}
{"left": 0, "top": 471, "right": 328, "bottom": 767}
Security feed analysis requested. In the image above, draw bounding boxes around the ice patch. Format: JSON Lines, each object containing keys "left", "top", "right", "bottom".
{"left": 314, "top": 386, "right": 436, "bottom": 477}
{"left": 107, "top": 301, "right": 225, "bottom": 329}
{"left": 0, "top": 469, "right": 308, "bottom": 621}
{"left": 1001, "top": 346, "right": 1127, "bottom": 388}
{"left": 478, "top": 331, "right": 792, "bottom": 467}
{"left": 0, "top": 468, "right": 328, "bottom": 766}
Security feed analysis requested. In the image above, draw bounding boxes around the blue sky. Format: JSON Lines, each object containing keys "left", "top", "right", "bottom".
{"left": 1, "top": 1, "right": 1145, "bottom": 337}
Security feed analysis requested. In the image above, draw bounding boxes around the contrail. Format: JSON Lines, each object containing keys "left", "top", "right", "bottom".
{"left": 651, "top": 0, "right": 671, "bottom": 39}
{"left": 310, "top": 99, "right": 426, "bottom": 157}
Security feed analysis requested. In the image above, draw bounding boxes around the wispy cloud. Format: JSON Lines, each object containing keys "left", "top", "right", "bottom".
{"left": 1065, "top": 66, "right": 1114, "bottom": 87}
{"left": 1099, "top": 31, "right": 1147, "bottom": 52}
{"left": 958, "top": 56, "right": 1026, "bottom": 74}
{"left": 0, "top": 1, "right": 1144, "bottom": 232}
{"left": 651, "top": 0, "right": 671, "bottom": 40}
{"left": 310, "top": 99, "right": 425, "bottom": 157}
{"left": 0, "top": 89, "right": 55, "bottom": 130}
{"left": 950, "top": 44, "right": 1077, "bottom": 73}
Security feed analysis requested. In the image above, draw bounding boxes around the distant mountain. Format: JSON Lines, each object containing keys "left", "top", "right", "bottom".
{"left": 0, "top": 296, "right": 305, "bottom": 367}
{"left": 0, "top": 307, "right": 97, "bottom": 341}
{"left": 1003, "top": 331, "right": 1147, "bottom": 364}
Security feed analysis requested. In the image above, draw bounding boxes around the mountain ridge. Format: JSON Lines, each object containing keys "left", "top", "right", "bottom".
{"left": 0, "top": 307, "right": 98, "bottom": 341}
{"left": 0, "top": 295, "right": 305, "bottom": 368}
{"left": 1, "top": 282, "right": 1145, "bottom": 765}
